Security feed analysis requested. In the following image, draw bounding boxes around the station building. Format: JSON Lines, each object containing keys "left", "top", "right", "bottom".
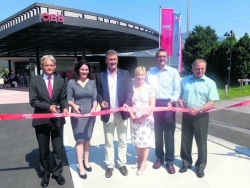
{"left": 0, "top": 2, "right": 159, "bottom": 79}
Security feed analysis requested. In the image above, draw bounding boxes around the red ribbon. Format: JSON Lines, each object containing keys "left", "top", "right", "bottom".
{"left": 0, "top": 100, "right": 250, "bottom": 121}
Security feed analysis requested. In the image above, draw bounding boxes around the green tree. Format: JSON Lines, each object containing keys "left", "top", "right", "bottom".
{"left": 206, "top": 36, "right": 237, "bottom": 87}
{"left": 183, "top": 25, "right": 218, "bottom": 73}
{"left": 231, "top": 33, "right": 250, "bottom": 80}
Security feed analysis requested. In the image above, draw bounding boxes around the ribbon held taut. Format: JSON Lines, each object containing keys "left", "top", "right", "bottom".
{"left": 0, "top": 100, "right": 250, "bottom": 121}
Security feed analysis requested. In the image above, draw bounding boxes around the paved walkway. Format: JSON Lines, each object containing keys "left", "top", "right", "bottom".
{"left": 1, "top": 88, "right": 250, "bottom": 188}
{"left": 64, "top": 96, "right": 250, "bottom": 188}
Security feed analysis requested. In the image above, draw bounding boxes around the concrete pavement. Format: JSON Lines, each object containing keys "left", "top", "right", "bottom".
{"left": 1, "top": 87, "right": 250, "bottom": 188}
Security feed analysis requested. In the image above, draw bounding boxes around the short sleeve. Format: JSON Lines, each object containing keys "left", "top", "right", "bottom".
{"left": 208, "top": 81, "right": 219, "bottom": 101}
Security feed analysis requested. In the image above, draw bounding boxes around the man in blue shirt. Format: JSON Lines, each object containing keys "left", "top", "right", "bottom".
{"left": 146, "top": 49, "right": 181, "bottom": 174}
{"left": 178, "top": 59, "right": 219, "bottom": 178}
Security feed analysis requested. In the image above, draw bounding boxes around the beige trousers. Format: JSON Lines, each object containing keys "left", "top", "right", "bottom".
{"left": 103, "top": 112, "right": 127, "bottom": 168}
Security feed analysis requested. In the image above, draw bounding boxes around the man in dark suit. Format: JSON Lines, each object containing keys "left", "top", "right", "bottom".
{"left": 29, "top": 55, "right": 68, "bottom": 187}
{"left": 96, "top": 49, "right": 133, "bottom": 178}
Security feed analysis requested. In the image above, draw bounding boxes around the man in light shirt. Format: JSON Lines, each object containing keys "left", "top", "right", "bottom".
{"left": 146, "top": 48, "right": 181, "bottom": 174}
{"left": 178, "top": 59, "right": 219, "bottom": 178}
{"left": 96, "top": 50, "right": 134, "bottom": 178}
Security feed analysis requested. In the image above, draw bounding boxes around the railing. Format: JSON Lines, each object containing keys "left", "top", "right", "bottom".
{"left": 0, "top": 5, "right": 158, "bottom": 37}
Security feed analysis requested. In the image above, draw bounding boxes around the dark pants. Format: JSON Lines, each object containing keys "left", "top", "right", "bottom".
{"left": 35, "top": 124, "right": 64, "bottom": 176}
{"left": 180, "top": 113, "right": 209, "bottom": 171}
{"left": 154, "top": 99, "right": 176, "bottom": 164}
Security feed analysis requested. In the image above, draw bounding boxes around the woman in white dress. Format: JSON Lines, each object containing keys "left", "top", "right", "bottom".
{"left": 129, "top": 66, "right": 155, "bottom": 176}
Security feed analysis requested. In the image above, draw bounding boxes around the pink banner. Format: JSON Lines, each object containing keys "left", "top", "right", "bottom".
{"left": 160, "top": 8, "right": 174, "bottom": 56}
{"left": 178, "top": 27, "right": 183, "bottom": 72}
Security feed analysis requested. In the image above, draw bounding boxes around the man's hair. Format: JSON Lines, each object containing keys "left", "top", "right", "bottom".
{"left": 40, "top": 55, "right": 56, "bottom": 65}
{"left": 155, "top": 48, "right": 168, "bottom": 57}
{"left": 192, "top": 59, "right": 207, "bottom": 67}
{"left": 105, "top": 49, "right": 118, "bottom": 59}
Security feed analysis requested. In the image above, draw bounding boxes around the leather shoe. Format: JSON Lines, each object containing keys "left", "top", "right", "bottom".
{"left": 119, "top": 166, "right": 128, "bottom": 176}
{"left": 196, "top": 170, "right": 205, "bottom": 178}
{"left": 105, "top": 168, "right": 114, "bottom": 178}
{"left": 179, "top": 165, "right": 191, "bottom": 173}
{"left": 152, "top": 160, "right": 163, "bottom": 169}
{"left": 52, "top": 175, "right": 65, "bottom": 185}
{"left": 166, "top": 164, "right": 176, "bottom": 174}
{"left": 41, "top": 174, "right": 50, "bottom": 187}
{"left": 79, "top": 172, "right": 87, "bottom": 179}
{"left": 83, "top": 160, "right": 92, "bottom": 172}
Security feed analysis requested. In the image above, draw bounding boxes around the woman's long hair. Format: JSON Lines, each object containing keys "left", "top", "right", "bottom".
{"left": 72, "top": 60, "right": 96, "bottom": 80}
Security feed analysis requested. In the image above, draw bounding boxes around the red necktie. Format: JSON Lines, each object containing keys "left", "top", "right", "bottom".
{"left": 48, "top": 76, "right": 53, "bottom": 99}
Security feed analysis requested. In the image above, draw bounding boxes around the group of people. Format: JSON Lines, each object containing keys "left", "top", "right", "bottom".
{"left": 29, "top": 49, "right": 219, "bottom": 187}
{"left": 2, "top": 71, "right": 29, "bottom": 88}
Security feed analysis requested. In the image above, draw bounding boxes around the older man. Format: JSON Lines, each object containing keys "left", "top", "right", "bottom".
{"left": 178, "top": 59, "right": 219, "bottom": 178}
{"left": 146, "top": 48, "right": 181, "bottom": 174}
{"left": 29, "top": 55, "right": 68, "bottom": 187}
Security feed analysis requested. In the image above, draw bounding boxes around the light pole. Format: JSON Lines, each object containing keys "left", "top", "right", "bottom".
{"left": 223, "top": 30, "right": 233, "bottom": 89}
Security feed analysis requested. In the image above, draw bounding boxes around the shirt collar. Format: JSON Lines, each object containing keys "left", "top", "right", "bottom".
{"left": 155, "top": 65, "right": 169, "bottom": 72}
{"left": 191, "top": 74, "right": 206, "bottom": 81}
{"left": 107, "top": 68, "right": 117, "bottom": 75}
{"left": 43, "top": 74, "right": 54, "bottom": 80}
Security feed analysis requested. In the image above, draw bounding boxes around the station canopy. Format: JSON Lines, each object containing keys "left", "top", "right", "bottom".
{"left": 0, "top": 3, "right": 159, "bottom": 57}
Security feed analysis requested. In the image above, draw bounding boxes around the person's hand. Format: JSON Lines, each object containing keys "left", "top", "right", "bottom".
{"left": 50, "top": 105, "right": 58, "bottom": 113}
{"left": 73, "top": 104, "right": 81, "bottom": 114}
{"left": 63, "top": 108, "right": 69, "bottom": 115}
{"left": 101, "top": 101, "right": 109, "bottom": 108}
{"left": 177, "top": 99, "right": 186, "bottom": 108}
{"left": 188, "top": 108, "right": 200, "bottom": 116}
{"left": 167, "top": 101, "right": 173, "bottom": 109}
{"left": 123, "top": 103, "right": 129, "bottom": 108}
{"left": 90, "top": 108, "right": 96, "bottom": 114}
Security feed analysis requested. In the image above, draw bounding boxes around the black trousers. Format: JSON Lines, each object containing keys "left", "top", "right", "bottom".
{"left": 35, "top": 124, "right": 64, "bottom": 176}
{"left": 154, "top": 99, "right": 176, "bottom": 164}
{"left": 180, "top": 113, "right": 209, "bottom": 171}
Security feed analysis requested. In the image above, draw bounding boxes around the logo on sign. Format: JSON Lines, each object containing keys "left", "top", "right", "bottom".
{"left": 41, "top": 13, "right": 64, "bottom": 23}
{"left": 162, "top": 25, "right": 171, "bottom": 30}
{"left": 23, "top": 114, "right": 33, "bottom": 119}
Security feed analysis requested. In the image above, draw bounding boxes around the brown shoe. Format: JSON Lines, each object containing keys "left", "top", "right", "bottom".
{"left": 119, "top": 166, "right": 128, "bottom": 176}
{"left": 166, "top": 164, "right": 176, "bottom": 174}
{"left": 153, "top": 160, "right": 163, "bottom": 169}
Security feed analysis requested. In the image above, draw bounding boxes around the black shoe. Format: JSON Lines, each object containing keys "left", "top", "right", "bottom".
{"left": 196, "top": 170, "right": 205, "bottom": 178}
{"left": 52, "top": 175, "right": 65, "bottom": 185}
{"left": 41, "top": 174, "right": 50, "bottom": 187}
{"left": 119, "top": 166, "right": 128, "bottom": 176}
{"left": 179, "top": 165, "right": 191, "bottom": 173}
{"left": 83, "top": 160, "right": 92, "bottom": 172}
{"left": 105, "top": 168, "right": 114, "bottom": 178}
{"left": 79, "top": 172, "right": 87, "bottom": 179}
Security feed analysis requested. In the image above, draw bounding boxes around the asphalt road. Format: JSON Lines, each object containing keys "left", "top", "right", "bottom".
{"left": 176, "top": 109, "right": 250, "bottom": 148}
{"left": 0, "top": 103, "right": 74, "bottom": 188}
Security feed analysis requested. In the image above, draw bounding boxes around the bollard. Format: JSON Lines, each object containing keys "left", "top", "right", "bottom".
{"left": 225, "top": 85, "right": 228, "bottom": 97}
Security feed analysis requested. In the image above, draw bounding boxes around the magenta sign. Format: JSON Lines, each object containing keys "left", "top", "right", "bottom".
{"left": 41, "top": 13, "right": 64, "bottom": 23}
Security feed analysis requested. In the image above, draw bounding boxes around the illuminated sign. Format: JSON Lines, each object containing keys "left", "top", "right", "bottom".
{"left": 41, "top": 13, "right": 64, "bottom": 23}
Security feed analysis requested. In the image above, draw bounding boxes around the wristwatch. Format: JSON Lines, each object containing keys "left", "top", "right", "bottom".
{"left": 199, "top": 107, "right": 203, "bottom": 113}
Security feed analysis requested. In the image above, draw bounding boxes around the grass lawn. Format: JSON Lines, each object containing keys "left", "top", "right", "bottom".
{"left": 218, "top": 85, "right": 250, "bottom": 100}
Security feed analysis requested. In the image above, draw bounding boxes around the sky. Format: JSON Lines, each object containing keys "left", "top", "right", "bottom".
{"left": 0, "top": 0, "right": 249, "bottom": 38}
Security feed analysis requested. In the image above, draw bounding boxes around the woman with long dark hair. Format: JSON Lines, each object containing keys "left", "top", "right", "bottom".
{"left": 67, "top": 60, "right": 97, "bottom": 179}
